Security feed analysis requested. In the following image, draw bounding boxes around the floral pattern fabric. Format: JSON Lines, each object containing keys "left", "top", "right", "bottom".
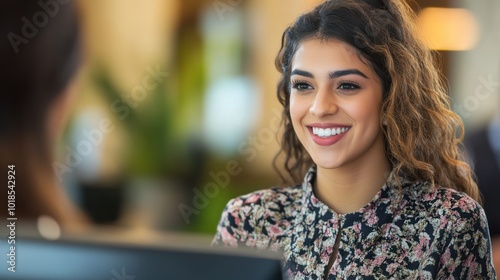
{"left": 213, "top": 166, "right": 497, "bottom": 279}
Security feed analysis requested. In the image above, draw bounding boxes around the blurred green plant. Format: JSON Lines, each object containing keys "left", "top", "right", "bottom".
{"left": 92, "top": 65, "right": 181, "bottom": 178}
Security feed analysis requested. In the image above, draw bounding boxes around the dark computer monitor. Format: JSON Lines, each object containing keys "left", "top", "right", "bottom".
{"left": 0, "top": 231, "right": 284, "bottom": 280}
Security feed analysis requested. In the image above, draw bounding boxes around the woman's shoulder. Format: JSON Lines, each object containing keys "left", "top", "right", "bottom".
{"left": 221, "top": 184, "right": 304, "bottom": 226}
{"left": 213, "top": 185, "right": 304, "bottom": 247}
{"left": 400, "top": 183, "right": 496, "bottom": 278}
{"left": 399, "top": 180, "right": 486, "bottom": 226}
{"left": 226, "top": 184, "right": 303, "bottom": 211}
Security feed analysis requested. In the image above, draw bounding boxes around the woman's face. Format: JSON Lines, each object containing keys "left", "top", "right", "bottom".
{"left": 289, "top": 38, "right": 386, "bottom": 171}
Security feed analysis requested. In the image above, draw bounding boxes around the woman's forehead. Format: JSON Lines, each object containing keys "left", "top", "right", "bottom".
{"left": 291, "top": 38, "right": 377, "bottom": 79}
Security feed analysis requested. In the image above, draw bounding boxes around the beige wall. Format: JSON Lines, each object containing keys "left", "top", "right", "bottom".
{"left": 451, "top": 1, "right": 500, "bottom": 128}
{"left": 78, "top": 0, "right": 178, "bottom": 87}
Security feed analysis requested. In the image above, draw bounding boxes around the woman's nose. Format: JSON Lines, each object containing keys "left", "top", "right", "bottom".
{"left": 309, "top": 89, "right": 338, "bottom": 117}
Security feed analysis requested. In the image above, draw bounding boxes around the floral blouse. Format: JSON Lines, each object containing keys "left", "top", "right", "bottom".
{"left": 213, "top": 166, "right": 497, "bottom": 279}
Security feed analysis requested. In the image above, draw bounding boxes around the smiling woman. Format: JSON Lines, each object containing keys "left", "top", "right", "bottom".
{"left": 213, "top": 0, "right": 497, "bottom": 279}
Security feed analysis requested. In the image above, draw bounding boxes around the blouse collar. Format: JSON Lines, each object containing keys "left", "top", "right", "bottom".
{"left": 299, "top": 165, "right": 397, "bottom": 224}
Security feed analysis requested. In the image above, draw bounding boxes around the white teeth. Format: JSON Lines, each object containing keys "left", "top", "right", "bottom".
{"left": 324, "top": 129, "right": 331, "bottom": 137}
{"left": 311, "top": 127, "right": 350, "bottom": 138}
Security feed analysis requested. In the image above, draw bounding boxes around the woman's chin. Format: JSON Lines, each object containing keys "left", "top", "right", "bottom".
{"left": 312, "top": 158, "right": 343, "bottom": 170}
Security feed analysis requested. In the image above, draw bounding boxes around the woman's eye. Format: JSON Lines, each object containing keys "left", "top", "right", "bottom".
{"left": 291, "top": 81, "right": 312, "bottom": 91}
{"left": 337, "top": 82, "right": 360, "bottom": 91}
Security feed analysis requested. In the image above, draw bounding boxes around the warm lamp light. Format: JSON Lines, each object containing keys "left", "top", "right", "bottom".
{"left": 417, "top": 8, "right": 479, "bottom": 51}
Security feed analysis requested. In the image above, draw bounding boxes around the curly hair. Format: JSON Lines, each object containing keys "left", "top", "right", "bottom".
{"left": 272, "top": 0, "right": 480, "bottom": 202}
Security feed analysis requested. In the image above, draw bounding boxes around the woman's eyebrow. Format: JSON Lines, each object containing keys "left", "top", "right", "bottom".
{"left": 329, "top": 69, "right": 368, "bottom": 79}
{"left": 290, "top": 68, "right": 369, "bottom": 79}
{"left": 291, "top": 69, "right": 314, "bottom": 78}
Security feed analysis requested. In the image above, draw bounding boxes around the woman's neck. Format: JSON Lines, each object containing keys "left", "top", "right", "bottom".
{"left": 314, "top": 151, "right": 391, "bottom": 215}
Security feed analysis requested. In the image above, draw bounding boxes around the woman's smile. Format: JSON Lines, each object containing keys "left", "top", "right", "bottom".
{"left": 307, "top": 124, "right": 351, "bottom": 146}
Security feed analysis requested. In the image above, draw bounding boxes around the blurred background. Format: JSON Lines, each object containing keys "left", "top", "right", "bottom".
{"left": 11, "top": 0, "right": 500, "bottom": 236}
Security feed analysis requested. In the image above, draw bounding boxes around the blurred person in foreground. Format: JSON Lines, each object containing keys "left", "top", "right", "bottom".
{"left": 214, "top": 0, "right": 497, "bottom": 278}
{"left": 466, "top": 95, "right": 500, "bottom": 277}
{"left": 0, "top": 0, "right": 89, "bottom": 231}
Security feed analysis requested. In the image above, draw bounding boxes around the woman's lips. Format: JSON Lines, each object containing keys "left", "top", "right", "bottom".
{"left": 307, "top": 124, "right": 351, "bottom": 146}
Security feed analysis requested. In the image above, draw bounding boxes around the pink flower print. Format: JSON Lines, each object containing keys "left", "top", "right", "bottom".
{"left": 230, "top": 211, "right": 240, "bottom": 227}
{"left": 355, "top": 249, "right": 362, "bottom": 256}
{"left": 269, "top": 225, "right": 283, "bottom": 236}
{"left": 440, "top": 248, "right": 457, "bottom": 273}
{"left": 439, "top": 215, "right": 449, "bottom": 230}
{"left": 464, "top": 254, "right": 478, "bottom": 276}
{"left": 463, "top": 253, "right": 474, "bottom": 267}
{"left": 387, "top": 263, "right": 399, "bottom": 274}
{"left": 423, "top": 191, "right": 437, "bottom": 201}
{"left": 412, "top": 233, "right": 430, "bottom": 259}
{"left": 359, "top": 263, "right": 373, "bottom": 276}
{"left": 311, "top": 196, "right": 320, "bottom": 206}
{"left": 457, "top": 198, "right": 474, "bottom": 213}
{"left": 245, "top": 193, "right": 261, "bottom": 204}
{"left": 352, "top": 222, "right": 362, "bottom": 234}
{"left": 365, "top": 208, "right": 379, "bottom": 226}
{"left": 373, "top": 255, "right": 386, "bottom": 266}
{"left": 220, "top": 228, "right": 238, "bottom": 247}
